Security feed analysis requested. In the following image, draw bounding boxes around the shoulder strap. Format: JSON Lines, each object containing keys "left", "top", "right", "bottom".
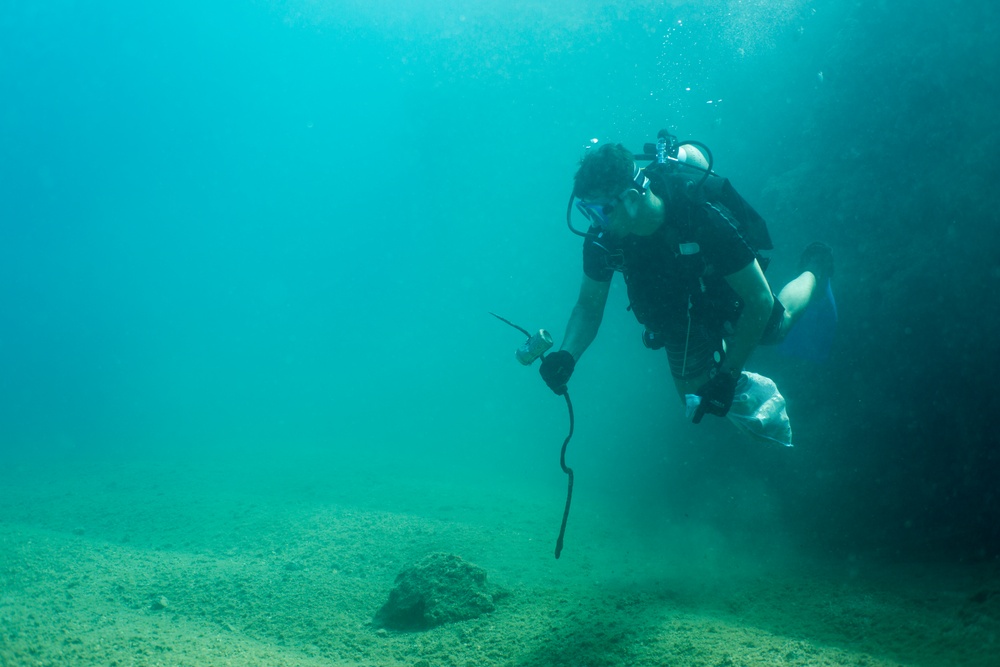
{"left": 646, "top": 162, "right": 773, "bottom": 252}
{"left": 698, "top": 172, "right": 773, "bottom": 251}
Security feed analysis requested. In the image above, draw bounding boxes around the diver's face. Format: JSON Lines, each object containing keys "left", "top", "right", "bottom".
{"left": 605, "top": 197, "right": 633, "bottom": 235}
{"left": 574, "top": 198, "right": 620, "bottom": 232}
{"left": 619, "top": 187, "right": 667, "bottom": 237}
{"left": 575, "top": 162, "right": 648, "bottom": 234}
{"left": 575, "top": 190, "right": 642, "bottom": 237}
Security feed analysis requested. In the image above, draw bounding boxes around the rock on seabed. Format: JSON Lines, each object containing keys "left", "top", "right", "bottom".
{"left": 374, "top": 553, "right": 501, "bottom": 631}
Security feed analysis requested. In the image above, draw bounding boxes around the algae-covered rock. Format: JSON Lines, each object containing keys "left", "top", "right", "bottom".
{"left": 374, "top": 553, "right": 499, "bottom": 630}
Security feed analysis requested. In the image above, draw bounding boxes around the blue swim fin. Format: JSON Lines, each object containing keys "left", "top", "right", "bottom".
{"left": 779, "top": 279, "right": 838, "bottom": 363}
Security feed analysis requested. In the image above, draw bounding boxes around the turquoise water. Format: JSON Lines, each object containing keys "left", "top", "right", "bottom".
{"left": 3, "top": 1, "right": 999, "bottom": 664}
{"left": 1, "top": 0, "right": 844, "bottom": 466}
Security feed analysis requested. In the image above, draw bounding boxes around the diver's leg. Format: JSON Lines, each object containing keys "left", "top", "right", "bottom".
{"left": 775, "top": 271, "right": 818, "bottom": 334}
{"left": 672, "top": 368, "right": 713, "bottom": 400}
{"left": 772, "top": 242, "right": 834, "bottom": 343}
{"left": 664, "top": 323, "right": 719, "bottom": 399}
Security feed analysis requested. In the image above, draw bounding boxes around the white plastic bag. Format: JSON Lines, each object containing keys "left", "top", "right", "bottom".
{"left": 685, "top": 371, "right": 793, "bottom": 446}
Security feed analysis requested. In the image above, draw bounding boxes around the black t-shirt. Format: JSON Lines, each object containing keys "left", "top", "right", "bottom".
{"left": 582, "top": 200, "right": 757, "bottom": 334}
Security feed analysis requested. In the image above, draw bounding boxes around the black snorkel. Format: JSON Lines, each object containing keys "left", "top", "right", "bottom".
{"left": 565, "top": 188, "right": 587, "bottom": 238}
{"left": 565, "top": 129, "right": 716, "bottom": 237}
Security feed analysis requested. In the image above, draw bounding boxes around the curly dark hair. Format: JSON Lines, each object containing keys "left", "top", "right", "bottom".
{"left": 573, "top": 143, "right": 635, "bottom": 201}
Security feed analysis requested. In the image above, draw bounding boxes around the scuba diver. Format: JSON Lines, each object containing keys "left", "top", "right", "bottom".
{"left": 539, "top": 131, "right": 835, "bottom": 445}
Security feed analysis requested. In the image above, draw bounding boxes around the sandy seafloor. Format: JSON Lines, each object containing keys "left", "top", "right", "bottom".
{"left": 1, "top": 454, "right": 997, "bottom": 667}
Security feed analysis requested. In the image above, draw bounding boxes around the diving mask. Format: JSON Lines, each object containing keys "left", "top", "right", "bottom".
{"left": 573, "top": 163, "right": 649, "bottom": 231}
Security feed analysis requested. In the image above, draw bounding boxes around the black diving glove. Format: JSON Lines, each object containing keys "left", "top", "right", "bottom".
{"left": 692, "top": 369, "right": 739, "bottom": 423}
{"left": 539, "top": 350, "right": 576, "bottom": 396}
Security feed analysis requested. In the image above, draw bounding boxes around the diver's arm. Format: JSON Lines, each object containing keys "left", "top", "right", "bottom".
{"left": 560, "top": 275, "right": 611, "bottom": 361}
{"left": 722, "top": 258, "right": 773, "bottom": 374}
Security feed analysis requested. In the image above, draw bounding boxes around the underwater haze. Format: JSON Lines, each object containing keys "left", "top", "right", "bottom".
{"left": 2, "top": 1, "right": 1000, "bottom": 665}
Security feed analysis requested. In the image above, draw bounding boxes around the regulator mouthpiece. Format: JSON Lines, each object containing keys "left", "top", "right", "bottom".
{"left": 516, "top": 329, "right": 554, "bottom": 365}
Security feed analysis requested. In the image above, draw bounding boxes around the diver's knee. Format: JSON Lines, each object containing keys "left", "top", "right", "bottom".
{"left": 765, "top": 312, "right": 794, "bottom": 345}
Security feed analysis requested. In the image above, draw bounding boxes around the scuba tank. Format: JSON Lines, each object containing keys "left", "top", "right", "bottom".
{"left": 641, "top": 129, "right": 773, "bottom": 253}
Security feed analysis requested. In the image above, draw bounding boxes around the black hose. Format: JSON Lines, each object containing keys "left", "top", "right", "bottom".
{"left": 554, "top": 391, "right": 574, "bottom": 559}
{"left": 678, "top": 139, "right": 715, "bottom": 192}
{"left": 566, "top": 190, "right": 589, "bottom": 238}
{"left": 490, "top": 311, "right": 577, "bottom": 559}
{"left": 489, "top": 311, "right": 531, "bottom": 338}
